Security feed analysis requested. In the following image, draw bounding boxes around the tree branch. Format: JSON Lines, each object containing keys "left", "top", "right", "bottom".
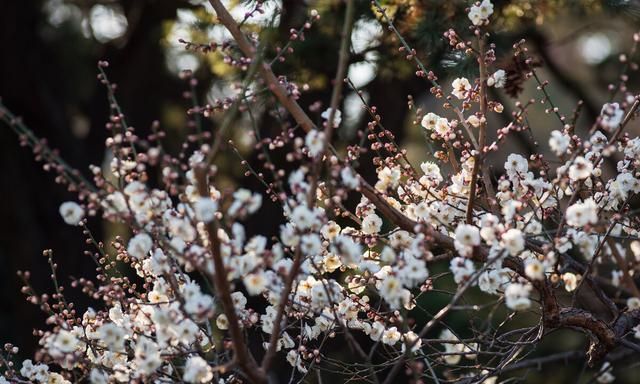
{"left": 194, "top": 166, "right": 266, "bottom": 384}
{"left": 208, "top": 0, "right": 315, "bottom": 133}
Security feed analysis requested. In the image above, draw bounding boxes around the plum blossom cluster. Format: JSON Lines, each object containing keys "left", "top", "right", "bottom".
{"left": 2, "top": 1, "right": 640, "bottom": 383}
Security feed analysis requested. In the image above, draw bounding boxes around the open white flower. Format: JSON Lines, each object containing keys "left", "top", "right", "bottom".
{"left": 340, "top": 167, "right": 359, "bottom": 189}
{"left": 466, "top": 114, "right": 481, "bottom": 127}
{"left": 243, "top": 272, "right": 267, "bottom": 296}
{"left": 596, "top": 362, "right": 615, "bottom": 384}
{"left": 479, "top": 269, "right": 510, "bottom": 294}
{"left": 454, "top": 224, "right": 480, "bottom": 257}
{"left": 127, "top": 233, "right": 153, "bottom": 259}
{"left": 487, "top": 69, "right": 506, "bottom": 88}
{"left": 59, "top": 201, "right": 84, "bottom": 225}
{"left": 504, "top": 154, "right": 528, "bottom": 179}
{"left": 504, "top": 283, "right": 532, "bottom": 311}
{"left": 549, "top": 130, "right": 570, "bottom": 156}
{"left": 382, "top": 327, "right": 402, "bottom": 345}
{"left": 421, "top": 112, "right": 440, "bottom": 130}
{"left": 51, "top": 330, "right": 79, "bottom": 353}
{"left": 183, "top": 356, "right": 213, "bottom": 383}
{"left": 600, "top": 102, "right": 624, "bottom": 130}
{"left": 501, "top": 229, "right": 524, "bottom": 256}
{"left": 468, "top": 0, "right": 494, "bottom": 25}
{"left": 434, "top": 117, "right": 452, "bottom": 137}
{"left": 568, "top": 156, "right": 593, "bottom": 181}
{"left": 627, "top": 297, "right": 640, "bottom": 310}
{"left": 321, "top": 108, "right": 342, "bottom": 128}
{"left": 401, "top": 331, "right": 422, "bottom": 353}
{"left": 455, "top": 224, "right": 481, "bottom": 246}
{"left": 524, "top": 258, "right": 545, "bottom": 280}
{"left": 566, "top": 198, "right": 598, "bottom": 227}
{"left": 451, "top": 77, "right": 472, "bottom": 99}
{"left": 305, "top": 130, "right": 326, "bottom": 157}
{"left": 450, "top": 257, "right": 476, "bottom": 284}
{"left": 361, "top": 213, "right": 383, "bottom": 235}
{"left": 194, "top": 197, "right": 217, "bottom": 223}
{"left": 440, "top": 329, "right": 465, "bottom": 364}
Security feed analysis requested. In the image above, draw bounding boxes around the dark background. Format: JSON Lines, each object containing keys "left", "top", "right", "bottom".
{"left": 1, "top": 0, "right": 640, "bottom": 382}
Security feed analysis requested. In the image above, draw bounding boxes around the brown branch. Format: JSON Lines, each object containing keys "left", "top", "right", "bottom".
{"left": 208, "top": 0, "right": 315, "bottom": 133}
{"left": 466, "top": 36, "right": 497, "bottom": 223}
{"left": 260, "top": 249, "right": 302, "bottom": 372}
{"left": 608, "top": 238, "right": 640, "bottom": 298}
{"left": 307, "top": 0, "right": 354, "bottom": 206}
{"left": 194, "top": 166, "right": 266, "bottom": 384}
{"left": 323, "top": 0, "right": 353, "bottom": 148}
{"left": 557, "top": 308, "right": 615, "bottom": 366}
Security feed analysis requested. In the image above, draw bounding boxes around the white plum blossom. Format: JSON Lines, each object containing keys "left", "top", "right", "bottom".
{"left": 596, "top": 362, "right": 615, "bottom": 384}
{"left": 321, "top": 108, "right": 342, "bottom": 128}
{"left": 375, "top": 166, "right": 401, "bottom": 191}
{"left": 568, "top": 156, "right": 594, "bottom": 181}
{"left": 627, "top": 297, "right": 640, "bottom": 310}
{"left": 340, "top": 167, "right": 359, "bottom": 188}
{"left": 434, "top": 117, "right": 452, "bottom": 138}
{"left": 479, "top": 268, "right": 510, "bottom": 294}
{"left": 50, "top": 330, "right": 79, "bottom": 354}
{"left": 454, "top": 224, "right": 481, "bottom": 257}
{"left": 305, "top": 130, "right": 326, "bottom": 157}
{"left": 183, "top": 356, "right": 213, "bottom": 383}
{"left": 331, "top": 234, "right": 362, "bottom": 265}
{"left": 321, "top": 221, "right": 341, "bottom": 241}
{"left": 244, "top": 272, "right": 267, "bottom": 296}
{"left": 566, "top": 198, "right": 598, "bottom": 227}
{"left": 194, "top": 197, "right": 217, "bottom": 223}
{"left": 504, "top": 154, "right": 528, "bottom": 179}
{"left": 451, "top": 77, "right": 472, "bottom": 99}
{"left": 59, "top": 201, "right": 84, "bottom": 225}
{"left": 600, "top": 102, "right": 624, "bottom": 130}
{"left": 589, "top": 131, "right": 608, "bottom": 151}
{"left": 97, "top": 323, "right": 126, "bottom": 352}
{"left": 300, "top": 234, "right": 322, "bottom": 256}
{"left": 379, "top": 275, "right": 406, "bottom": 309}
{"left": 421, "top": 112, "right": 440, "bottom": 130}
{"left": 382, "top": 327, "right": 402, "bottom": 345}
{"left": 504, "top": 283, "right": 532, "bottom": 311}
{"left": 524, "top": 258, "right": 545, "bottom": 280}
{"left": 420, "top": 161, "right": 443, "bottom": 184}
{"left": 127, "top": 233, "right": 153, "bottom": 259}
{"left": 501, "top": 229, "right": 525, "bottom": 256}
{"left": 216, "top": 314, "right": 229, "bottom": 330}
{"left": 290, "top": 204, "right": 316, "bottom": 230}
{"left": 468, "top": 0, "right": 494, "bottom": 26}
{"left": 487, "top": 69, "right": 506, "bottom": 88}
{"left": 401, "top": 331, "right": 422, "bottom": 353}
{"left": 549, "top": 130, "right": 571, "bottom": 156}
{"left": 368, "top": 321, "right": 385, "bottom": 341}
{"left": 134, "top": 338, "right": 162, "bottom": 375}
{"left": 361, "top": 213, "right": 383, "bottom": 235}
{"left": 227, "top": 188, "right": 263, "bottom": 216}
{"left": 450, "top": 257, "right": 476, "bottom": 284}
{"left": 466, "top": 114, "right": 481, "bottom": 127}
